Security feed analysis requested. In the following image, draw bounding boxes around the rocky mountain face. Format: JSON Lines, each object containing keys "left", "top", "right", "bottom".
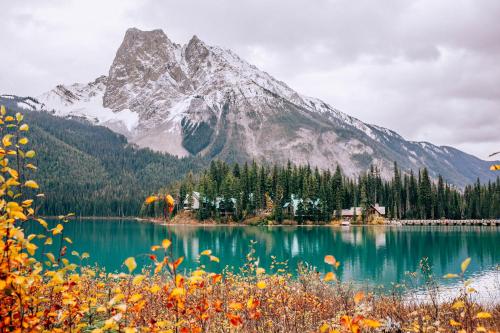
{"left": 28, "top": 28, "right": 497, "bottom": 186}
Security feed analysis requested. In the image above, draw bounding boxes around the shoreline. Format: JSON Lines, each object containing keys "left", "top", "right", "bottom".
{"left": 43, "top": 215, "right": 499, "bottom": 227}
{"left": 47, "top": 215, "right": 389, "bottom": 227}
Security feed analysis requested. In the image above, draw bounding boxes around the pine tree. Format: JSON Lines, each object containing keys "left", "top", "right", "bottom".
{"left": 393, "top": 162, "right": 402, "bottom": 219}
{"left": 360, "top": 181, "right": 368, "bottom": 223}
{"left": 437, "top": 175, "right": 445, "bottom": 218}
{"left": 333, "top": 165, "right": 343, "bottom": 219}
{"left": 419, "top": 168, "right": 433, "bottom": 219}
{"left": 274, "top": 185, "right": 284, "bottom": 222}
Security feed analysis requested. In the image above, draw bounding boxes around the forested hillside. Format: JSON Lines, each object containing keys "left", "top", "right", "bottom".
{"left": 161, "top": 160, "right": 500, "bottom": 222}
{"left": 2, "top": 96, "right": 498, "bottom": 219}
{"left": 0, "top": 97, "right": 206, "bottom": 216}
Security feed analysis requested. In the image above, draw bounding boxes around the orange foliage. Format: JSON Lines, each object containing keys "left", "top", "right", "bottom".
{"left": 0, "top": 105, "right": 498, "bottom": 332}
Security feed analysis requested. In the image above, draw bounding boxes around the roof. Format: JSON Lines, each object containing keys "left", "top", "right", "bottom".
{"left": 372, "top": 204, "right": 386, "bottom": 215}
{"left": 339, "top": 204, "right": 386, "bottom": 216}
{"left": 215, "top": 197, "right": 237, "bottom": 209}
{"left": 283, "top": 195, "right": 321, "bottom": 211}
{"left": 340, "top": 207, "right": 363, "bottom": 216}
{"left": 183, "top": 191, "right": 200, "bottom": 204}
{"left": 183, "top": 192, "right": 238, "bottom": 210}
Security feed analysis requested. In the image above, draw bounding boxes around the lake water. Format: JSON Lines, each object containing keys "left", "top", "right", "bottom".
{"left": 25, "top": 219, "right": 500, "bottom": 299}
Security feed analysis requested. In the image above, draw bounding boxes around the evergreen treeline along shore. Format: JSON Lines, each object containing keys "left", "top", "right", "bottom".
{"left": 143, "top": 160, "right": 500, "bottom": 223}
{"left": 3, "top": 101, "right": 498, "bottom": 220}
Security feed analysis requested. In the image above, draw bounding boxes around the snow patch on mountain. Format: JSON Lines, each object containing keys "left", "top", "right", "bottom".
{"left": 167, "top": 97, "right": 193, "bottom": 124}
{"left": 38, "top": 76, "right": 139, "bottom": 134}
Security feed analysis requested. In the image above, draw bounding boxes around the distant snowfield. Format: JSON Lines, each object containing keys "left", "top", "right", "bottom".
{"left": 38, "top": 80, "right": 139, "bottom": 133}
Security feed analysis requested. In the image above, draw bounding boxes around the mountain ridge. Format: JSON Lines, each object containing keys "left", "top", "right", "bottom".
{"left": 6, "top": 27, "right": 497, "bottom": 186}
{"left": 0, "top": 94, "right": 207, "bottom": 215}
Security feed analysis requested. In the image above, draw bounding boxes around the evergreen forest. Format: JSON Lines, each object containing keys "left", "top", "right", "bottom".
{"left": 149, "top": 160, "right": 500, "bottom": 223}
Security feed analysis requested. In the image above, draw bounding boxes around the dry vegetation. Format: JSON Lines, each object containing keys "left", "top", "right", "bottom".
{"left": 1, "top": 106, "right": 499, "bottom": 332}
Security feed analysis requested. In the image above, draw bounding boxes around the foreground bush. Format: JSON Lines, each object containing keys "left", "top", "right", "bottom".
{"left": 0, "top": 106, "right": 498, "bottom": 332}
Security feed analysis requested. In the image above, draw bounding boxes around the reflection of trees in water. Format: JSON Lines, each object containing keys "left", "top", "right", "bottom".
{"left": 169, "top": 225, "right": 499, "bottom": 285}
{"left": 186, "top": 225, "right": 494, "bottom": 288}
{"left": 25, "top": 221, "right": 500, "bottom": 287}
{"left": 347, "top": 226, "right": 500, "bottom": 284}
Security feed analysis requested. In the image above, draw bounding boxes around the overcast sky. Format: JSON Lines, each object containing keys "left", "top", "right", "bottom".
{"left": 1, "top": 0, "right": 499, "bottom": 160}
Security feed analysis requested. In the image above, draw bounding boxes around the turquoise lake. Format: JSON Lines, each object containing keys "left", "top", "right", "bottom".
{"left": 25, "top": 220, "right": 499, "bottom": 296}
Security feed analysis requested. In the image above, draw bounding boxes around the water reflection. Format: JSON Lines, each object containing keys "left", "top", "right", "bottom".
{"left": 25, "top": 220, "right": 499, "bottom": 291}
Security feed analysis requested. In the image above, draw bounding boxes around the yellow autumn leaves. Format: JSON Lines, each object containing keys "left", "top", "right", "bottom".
{"left": 25, "top": 180, "right": 39, "bottom": 189}
{"left": 124, "top": 257, "right": 137, "bottom": 273}
{"left": 0, "top": 112, "right": 40, "bottom": 222}
{"left": 144, "top": 195, "right": 158, "bottom": 204}
{"left": 52, "top": 223, "right": 63, "bottom": 235}
{"left": 256, "top": 280, "right": 267, "bottom": 289}
{"left": 324, "top": 255, "right": 340, "bottom": 282}
{"left": 442, "top": 257, "right": 493, "bottom": 328}
{"left": 144, "top": 193, "right": 175, "bottom": 213}
{"left": 0, "top": 105, "right": 498, "bottom": 332}
{"left": 0, "top": 106, "right": 64, "bottom": 330}
{"left": 200, "top": 249, "right": 219, "bottom": 262}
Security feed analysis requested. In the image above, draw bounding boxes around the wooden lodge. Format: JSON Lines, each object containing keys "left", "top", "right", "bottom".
{"left": 183, "top": 191, "right": 201, "bottom": 210}
{"left": 338, "top": 204, "right": 386, "bottom": 220}
{"left": 183, "top": 191, "right": 237, "bottom": 217}
{"left": 282, "top": 195, "right": 321, "bottom": 219}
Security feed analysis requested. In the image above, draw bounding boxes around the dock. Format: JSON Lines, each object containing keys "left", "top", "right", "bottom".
{"left": 390, "top": 219, "right": 499, "bottom": 226}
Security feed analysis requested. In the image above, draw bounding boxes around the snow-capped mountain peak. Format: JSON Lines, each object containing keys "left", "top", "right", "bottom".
{"left": 32, "top": 28, "right": 498, "bottom": 186}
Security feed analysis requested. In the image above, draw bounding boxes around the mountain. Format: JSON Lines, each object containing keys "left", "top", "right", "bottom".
{"left": 0, "top": 95, "right": 206, "bottom": 216}
{"left": 25, "top": 28, "right": 498, "bottom": 186}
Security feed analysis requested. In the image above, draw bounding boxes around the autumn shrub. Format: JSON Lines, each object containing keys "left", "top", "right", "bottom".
{"left": 368, "top": 216, "right": 386, "bottom": 225}
{"left": 0, "top": 106, "right": 498, "bottom": 332}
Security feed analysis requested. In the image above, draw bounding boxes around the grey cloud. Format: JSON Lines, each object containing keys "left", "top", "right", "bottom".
{"left": 0, "top": 0, "right": 499, "bottom": 159}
